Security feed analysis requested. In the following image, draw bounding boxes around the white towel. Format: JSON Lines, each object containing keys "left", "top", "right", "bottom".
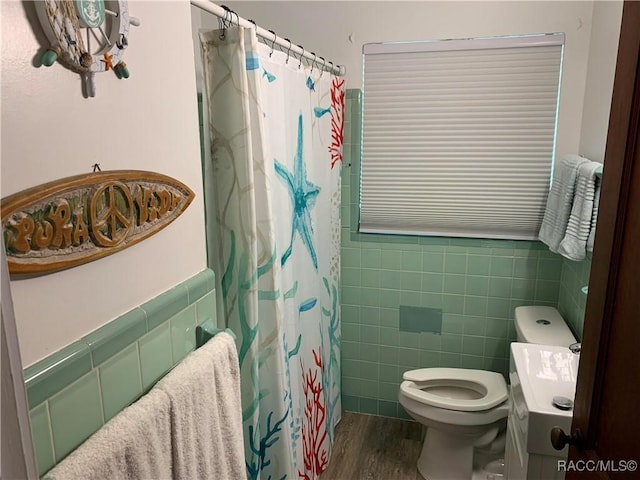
{"left": 558, "top": 161, "right": 602, "bottom": 260}
{"left": 539, "top": 154, "right": 589, "bottom": 253}
{"left": 155, "top": 332, "right": 246, "bottom": 480}
{"left": 587, "top": 176, "right": 601, "bottom": 252}
{"left": 44, "top": 388, "right": 173, "bottom": 480}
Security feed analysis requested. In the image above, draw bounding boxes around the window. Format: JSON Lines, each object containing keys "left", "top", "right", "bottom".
{"left": 360, "top": 34, "right": 564, "bottom": 240}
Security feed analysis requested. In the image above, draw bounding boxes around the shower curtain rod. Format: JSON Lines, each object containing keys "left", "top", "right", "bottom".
{"left": 190, "top": 0, "right": 346, "bottom": 77}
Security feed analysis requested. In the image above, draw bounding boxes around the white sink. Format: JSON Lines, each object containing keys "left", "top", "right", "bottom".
{"left": 509, "top": 342, "right": 580, "bottom": 457}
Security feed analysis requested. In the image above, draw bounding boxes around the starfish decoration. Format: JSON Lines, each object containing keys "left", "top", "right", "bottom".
{"left": 275, "top": 114, "right": 321, "bottom": 270}
{"left": 101, "top": 53, "right": 114, "bottom": 71}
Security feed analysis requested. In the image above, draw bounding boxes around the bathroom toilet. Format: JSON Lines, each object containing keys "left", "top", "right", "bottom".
{"left": 399, "top": 306, "right": 576, "bottom": 480}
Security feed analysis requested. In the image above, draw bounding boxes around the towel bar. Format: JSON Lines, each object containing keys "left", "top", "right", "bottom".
{"left": 595, "top": 165, "right": 603, "bottom": 178}
{"left": 195, "top": 319, "right": 236, "bottom": 348}
{"left": 578, "top": 154, "right": 603, "bottom": 178}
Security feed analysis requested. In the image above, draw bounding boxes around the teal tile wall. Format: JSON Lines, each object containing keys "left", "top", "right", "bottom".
{"left": 25, "top": 269, "right": 217, "bottom": 477}
{"left": 341, "top": 89, "right": 564, "bottom": 419}
{"left": 558, "top": 256, "right": 591, "bottom": 340}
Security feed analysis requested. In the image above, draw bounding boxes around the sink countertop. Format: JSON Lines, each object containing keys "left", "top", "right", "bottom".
{"left": 509, "top": 342, "right": 580, "bottom": 457}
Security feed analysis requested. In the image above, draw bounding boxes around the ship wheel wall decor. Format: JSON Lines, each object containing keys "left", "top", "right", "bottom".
{"left": 35, "top": 0, "right": 140, "bottom": 97}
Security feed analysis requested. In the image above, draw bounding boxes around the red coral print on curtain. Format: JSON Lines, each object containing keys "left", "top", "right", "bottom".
{"left": 299, "top": 348, "right": 328, "bottom": 479}
{"left": 329, "top": 77, "right": 345, "bottom": 169}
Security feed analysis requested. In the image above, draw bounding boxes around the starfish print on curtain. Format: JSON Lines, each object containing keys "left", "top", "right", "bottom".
{"left": 275, "top": 113, "right": 321, "bottom": 270}
{"left": 201, "top": 27, "right": 343, "bottom": 479}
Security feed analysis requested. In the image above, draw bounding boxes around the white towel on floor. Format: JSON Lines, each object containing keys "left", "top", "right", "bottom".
{"left": 558, "top": 160, "right": 602, "bottom": 260}
{"left": 154, "top": 332, "right": 246, "bottom": 480}
{"left": 539, "top": 154, "right": 589, "bottom": 253}
{"left": 44, "top": 388, "right": 173, "bottom": 480}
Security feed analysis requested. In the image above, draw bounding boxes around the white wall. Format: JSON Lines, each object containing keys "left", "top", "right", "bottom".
{"left": 1, "top": 0, "right": 206, "bottom": 366}
{"left": 579, "top": 1, "right": 623, "bottom": 163}
{"left": 194, "top": 0, "right": 608, "bottom": 158}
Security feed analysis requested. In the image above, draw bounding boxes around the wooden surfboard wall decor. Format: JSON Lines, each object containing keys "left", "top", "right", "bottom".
{"left": 1, "top": 170, "right": 195, "bottom": 275}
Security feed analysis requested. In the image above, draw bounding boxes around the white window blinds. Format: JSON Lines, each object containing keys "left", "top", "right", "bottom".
{"left": 360, "top": 34, "right": 564, "bottom": 240}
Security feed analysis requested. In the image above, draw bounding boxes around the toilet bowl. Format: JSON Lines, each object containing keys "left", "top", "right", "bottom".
{"left": 399, "top": 306, "right": 576, "bottom": 480}
{"left": 399, "top": 368, "right": 509, "bottom": 480}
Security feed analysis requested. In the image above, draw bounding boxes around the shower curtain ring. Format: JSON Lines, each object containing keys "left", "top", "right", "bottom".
{"left": 268, "top": 30, "right": 276, "bottom": 57}
{"left": 225, "top": 9, "right": 233, "bottom": 29}
{"left": 296, "top": 45, "right": 304, "bottom": 69}
{"left": 310, "top": 52, "right": 317, "bottom": 73}
{"left": 231, "top": 9, "right": 239, "bottom": 27}
{"left": 217, "top": 12, "right": 225, "bottom": 38}
{"left": 218, "top": 5, "right": 231, "bottom": 38}
{"left": 284, "top": 38, "right": 292, "bottom": 64}
{"left": 220, "top": 5, "right": 230, "bottom": 25}
{"left": 319, "top": 56, "right": 326, "bottom": 78}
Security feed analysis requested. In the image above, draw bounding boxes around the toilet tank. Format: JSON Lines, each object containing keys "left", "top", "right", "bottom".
{"left": 514, "top": 306, "right": 577, "bottom": 345}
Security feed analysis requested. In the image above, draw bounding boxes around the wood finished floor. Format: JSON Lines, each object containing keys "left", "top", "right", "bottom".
{"left": 320, "top": 412, "right": 424, "bottom": 480}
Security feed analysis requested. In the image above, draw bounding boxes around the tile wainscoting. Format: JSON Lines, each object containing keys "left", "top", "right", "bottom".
{"left": 558, "top": 256, "right": 591, "bottom": 340}
{"left": 24, "top": 269, "right": 216, "bottom": 476}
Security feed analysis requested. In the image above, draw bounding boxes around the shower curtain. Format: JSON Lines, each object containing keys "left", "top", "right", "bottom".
{"left": 200, "top": 27, "right": 344, "bottom": 480}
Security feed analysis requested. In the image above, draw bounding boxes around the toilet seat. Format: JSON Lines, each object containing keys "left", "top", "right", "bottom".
{"left": 402, "top": 368, "right": 508, "bottom": 412}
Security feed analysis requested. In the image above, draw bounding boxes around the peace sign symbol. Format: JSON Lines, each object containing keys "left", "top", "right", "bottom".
{"left": 90, "top": 181, "right": 134, "bottom": 247}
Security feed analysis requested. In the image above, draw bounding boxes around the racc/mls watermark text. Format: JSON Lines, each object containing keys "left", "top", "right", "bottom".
{"left": 558, "top": 459, "right": 638, "bottom": 472}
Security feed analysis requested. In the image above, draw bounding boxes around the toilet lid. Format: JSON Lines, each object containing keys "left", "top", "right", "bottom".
{"left": 401, "top": 368, "right": 508, "bottom": 412}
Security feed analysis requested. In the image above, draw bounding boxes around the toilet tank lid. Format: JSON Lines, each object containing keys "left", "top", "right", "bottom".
{"left": 515, "top": 306, "right": 577, "bottom": 345}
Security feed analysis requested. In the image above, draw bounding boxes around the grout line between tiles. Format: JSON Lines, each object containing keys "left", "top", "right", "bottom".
{"left": 44, "top": 401, "right": 56, "bottom": 468}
